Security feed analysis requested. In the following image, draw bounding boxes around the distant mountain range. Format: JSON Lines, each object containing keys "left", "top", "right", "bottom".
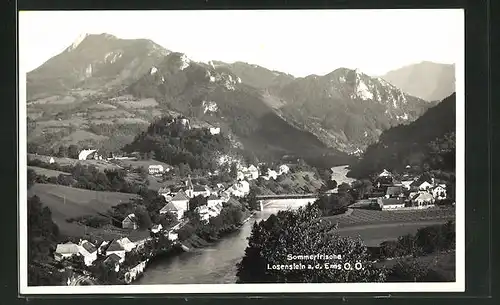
{"left": 26, "top": 33, "right": 454, "bottom": 166}
{"left": 380, "top": 61, "right": 455, "bottom": 102}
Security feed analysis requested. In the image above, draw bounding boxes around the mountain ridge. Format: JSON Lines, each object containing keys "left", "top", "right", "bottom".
{"left": 380, "top": 61, "right": 455, "bottom": 102}
{"left": 26, "top": 33, "right": 447, "bottom": 164}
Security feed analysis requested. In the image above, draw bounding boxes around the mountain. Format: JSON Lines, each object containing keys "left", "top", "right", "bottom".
{"left": 348, "top": 93, "right": 456, "bottom": 179}
{"left": 212, "top": 61, "right": 295, "bottom": 92}
{"left": 381, "top": 61, "right": 455, "bottom": 102}
{"left": 26, "top": 35, "right": 351, "bottom": 166}
{"left": 27, "top": 33, "right": 170, "bottom": 100}
{"left": 26, "top": 33, "right": 436, "bottom": 167}
{"left": 124, "top": 52, "right": 351, "bottom": 166}
{"left": 272, "top": 68, "right": 433, "bottom": 153}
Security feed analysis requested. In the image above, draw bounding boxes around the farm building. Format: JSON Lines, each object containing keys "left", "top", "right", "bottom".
{"left": 151, "top": 224, "right": 163, "bottom": 233}
{"left": 104, "top": 253, "right": 122, "bottom": 272}
{"left": 385, "top": 186, "right": 403, "bottom": 198}
{"left": 117, "top": 237, "right": 136, "bottom": 252}
{"left": 49, "top": 157, "right": 55, "bottom": 164}
{"left": 411, "top": 192, "right": 435, "bottom": 207}
{"left": 78, "top": 149, "right": 99, "bottom": 160}
{"left": 432, "top": 185, "right": 447, "bottom": 200}
{"left": 209, "top": 127, "right": 221, "bottom": 135}
{"left": 377, "top": 198, "right": 405, "bottom": 210}
{"left": 378, "top": 169, "right": 393, "bottom": 177}
{"left": 207, "top": 194, "right": 224, "bottom": 207}
{"left": 148, "top": 165, "right": 164, "bottom": 175}
{"left": 122, "top": 213, "right": 138, "bottom": 230}
{"left": 78, "top": 240, "right": 98, "bottom": 266}
{"left": 104, "top": 240, "right": 126, "bottom": 261}
{"left": 54, "top": 242, "right": 80, "bottom": 261}
{"left": 279, "top": 164, "right": 290, "bottom": 175}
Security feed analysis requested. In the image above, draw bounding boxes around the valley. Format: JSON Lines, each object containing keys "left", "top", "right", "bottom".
{"left": 24, "top": 31, "right": 457, "bottom": 287}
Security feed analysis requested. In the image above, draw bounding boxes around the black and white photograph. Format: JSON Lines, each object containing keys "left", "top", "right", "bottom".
{"left": 19, "top": 9, "right": 464, "bottom": 294}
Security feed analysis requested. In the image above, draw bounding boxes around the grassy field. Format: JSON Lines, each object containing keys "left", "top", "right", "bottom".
{"left": 324, "top": 207, "right": 455, "bottom": 247}
{"left": 115, "top": 159, "right": 172, "bottom": 170}
{"left": 28, "top": 166, "right": 71, "bottom": 177}
{"left": 376, "top": 251, "right": 456, "bottom": 281}
{"left": 330, "top": 165, "right": 356, "bottom": 185}
{"left": 325, "top": 207, "right": 455, "bottom": 228}
{"left": 27, "top": 183, "right": 140, "bottom": 238}
{"left": 335, "top": 220, "right": 452, "bottom": 247}
{"left": 28, "top": 154, "right": 123, "bottom": 171}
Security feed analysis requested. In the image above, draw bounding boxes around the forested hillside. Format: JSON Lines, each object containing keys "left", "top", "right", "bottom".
{"left": 348, "top": 93, "right": 456, "bottom": 178}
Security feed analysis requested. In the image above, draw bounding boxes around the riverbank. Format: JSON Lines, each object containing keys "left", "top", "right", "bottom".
{"left": 128, "top": 209, "right": 256, "bottom": 284}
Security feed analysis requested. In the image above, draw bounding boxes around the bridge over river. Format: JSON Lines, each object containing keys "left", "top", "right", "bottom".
{"left": 135, "top": 166, "right": 345, "bottom": 285}
{"left": 136, "top": 196, "right": 315, "bottom": 285}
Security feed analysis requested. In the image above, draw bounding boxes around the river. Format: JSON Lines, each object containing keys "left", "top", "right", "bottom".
{"left": 136, "top": 198, "right": 316, "bottom": 284}
{"left": 136, "top": 165, "right": 353, "bottom": 285}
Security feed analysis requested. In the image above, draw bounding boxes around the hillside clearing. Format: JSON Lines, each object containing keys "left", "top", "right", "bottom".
{"left": 28, "top": 184, "right": 140, "bottom": 237}
{"left": 28, "top": 154, "right": 123, "bottom": 171}
{"left": 27, "top": 166, "right": 71, "bottom": 177}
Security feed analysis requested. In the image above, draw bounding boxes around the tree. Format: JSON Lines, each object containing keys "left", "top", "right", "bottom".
{"left": 188, "top": 195, "right": 207, "bottom": 212}
{"left": 134, "top": 208, "right": 153, "bottom": 229}
{"left": 68, "top": 145, "right": 80, "bottom": 159}
{"left": 319, "top": 168, "right": 332, "bottom": 183}
{"left": 337, "top": 182, "right": 351, "bottom": 193}
{"left": 27, "top": 169, "right": 37, "bottom": 189}
{"left": 387, "top": 260, "right": 429, "bottom": 282}
{"left": 236, "top": 205, "right": 387, "bottom": 283}
{"left": 57, "top": 146, "right": 68, "bottom": 158}
{"left": 229, "top": 163, "right": 238, "bottom": 179}
{"left": 326, "top": 179, "right": 338, "bottom": 190}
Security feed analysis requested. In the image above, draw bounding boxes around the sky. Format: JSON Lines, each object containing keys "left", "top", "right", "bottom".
{"left": 19, "top": 9, "right": 463, "bottom": 77}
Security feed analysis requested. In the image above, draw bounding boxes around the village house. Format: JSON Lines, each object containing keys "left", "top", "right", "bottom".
{"left": 78, "top": 149, "right": 101, "bottom": 161}
{"left": 279, "top": 164, "right": 290, "bottom": 175}
{"left": 207, "top": 194, "right": 224, "bottom": 208}
{"left": 78, "top": 240, "right": 98, "bottom": 266}
{"left": 167, "top": 230, "right": 179, "bottom": 241}
{"left": 151, "top": 224, "right": 163, "bottom": 234}
{"left": 170, "top": 191, "right": 190, "bottom": 217}
{"left": 122, "top": 213, "right": 138, "bottom": 230}
{"left": 225, "top": 197, "right": 243, "bottom": 209}
{"left": 208, "top": 203, "right": 223, "bottom": 218}
{"left": 49, "top": 157, "right": 55, "bottom": 164}
{"left": 196, "top": 205, "right": 211, "bottom": 223}
{"left": 385, "top": 186, "right": 403, "bottom": 199}
{"left": 184, "top": 176, "right": 211, "bottom": 198}
{"left": 432, "top": 184, "right": 447, "bottom": 200}
{"left": 148, "top": 165, "right": 164, "bottom": 176}
{"left": 209, "top": 127, "right": 221, "bottom": 135}
{"left": 116, "top": 237, "right": 136, "bottom": 252}
{"left": 226, "top": 180, "right": 250, "bottom": 197}
{"left": 97, "top": 241, "right": 109, "bottom": 255}
{"left": 378, "top": 169, "right": 393, "bottom": 178}
{"left": 247, "top": 164, "right": 260, "bottom": 180}
{"left": 160, "top": 201, "right": 185, "bottom": 220}
{"left": 377, "top": 198, "right": 405, "bottom": 210}
{"left": 411, "top": 192, "right": 435, "bottom": 208}
{"left": 401, "top": 180, "right": 414, "bottom": 190}
{"left": 54, "top": 242, "right": 80, "bottom": 261}
{"left": 104, "top": 253, "right": 122, "bottom": 272}
{"left": 104, "top": 240, "right": 126, "bottom": 262}
{"left": 262, "top": 168, "right": 278, "bottom": 181}
{"left": 417, "top": 180, "right": 433, "bottom": 191}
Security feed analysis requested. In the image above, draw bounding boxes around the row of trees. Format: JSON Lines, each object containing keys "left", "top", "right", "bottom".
{"left": 376, "top": 221, "right": 455, "bottom": 260}
{"left": 27, "top": 161, "right": 148, "bottom": 194}
{"left": 123, "top": 115, "right": 233, "bottom": 171}
{"left": 27, "top": 194, "right": 65, "bottom": 286}
{"left": 236, "top": 204, "right": 387, "bottom": 283}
